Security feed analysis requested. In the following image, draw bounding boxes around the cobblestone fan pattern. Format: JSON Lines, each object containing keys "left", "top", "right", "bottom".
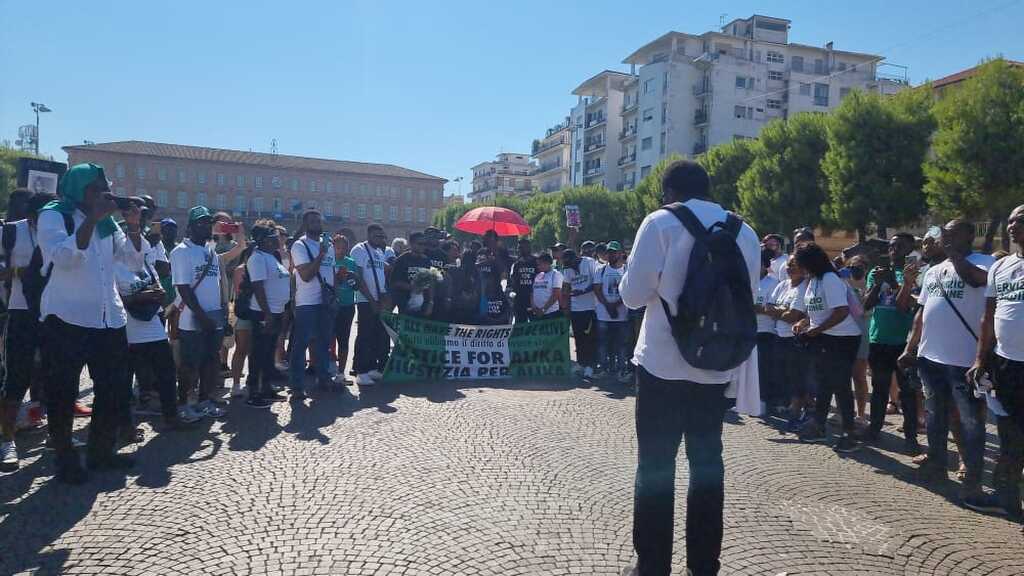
{"left": 1, "top": 380, "right": 1021, "bottom": 575}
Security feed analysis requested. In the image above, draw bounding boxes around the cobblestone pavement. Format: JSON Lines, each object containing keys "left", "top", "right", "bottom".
{"left": 1, "top": 377, "right": 1022, "bottom": 576}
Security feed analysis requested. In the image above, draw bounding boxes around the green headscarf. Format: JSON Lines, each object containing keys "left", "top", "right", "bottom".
{"left": 42, "top": 163, "right": 119, "bottom": 238}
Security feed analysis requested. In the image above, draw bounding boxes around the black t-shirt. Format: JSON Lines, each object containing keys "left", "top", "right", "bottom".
{"left": 510, "top": 255, "right": 537, "bottom": 304}
{"left": 390, "top": 251, "right": 433, "bottom": 309}
{"left": 425, "top": 247, "right": 447, "bottom": 271}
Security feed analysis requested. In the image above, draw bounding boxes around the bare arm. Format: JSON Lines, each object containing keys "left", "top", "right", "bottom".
{"left": 252, "top": 280, "right": 272, "bottom": 322}
{"left": 806, "top": 306, "right": 850, "bottom": 336}
{"left": 950, "top": 253, "right": 988, "bottom": 288}
{"left": 969, "top": 298, "right": 997, "bottom": 380}
{"left": 294, "top": 241, "right": 325, "bottom": 282}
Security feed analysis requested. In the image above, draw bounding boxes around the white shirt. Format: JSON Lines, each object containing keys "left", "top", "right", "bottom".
{"left": 769, "top": 254, "right": 789, "bottom": 282}
{"left": 561, "top": 256, "right": 597, "bottom": 311}
{"left": 114, "top": 256, "right": 167, "bottom": 344}
{"left": 38, "top": 209, "right": 145, "bottom": 329}
{"left": 793, "top": 272, "right": 862, "bottom": 337}
{"left": 756, "top": 275, "right": 780, "bottom": 333}
{"left": 594, "top": 263, "right": 626, "bottom": 322}
{"left": 170, "top": 239, "right": 222, "bottom": 331}
{"left": 247, "top": 250, "right": 291, "bottom": 314}
{"left": 145, "top": 239, "right": 168, "bottom": 269}
{"left": 0, "top": 219, "right": 35, "bottom": 311}
{"left": 985, "top": 254, "right": 1024, "bottom": 361}
{"left": 620, "top": 198, "right": 761, "bottom": 385}
{"left": 918, "top": 252, "right": 996, "bottom": 368}
{"left": 532, "top": 269, "right": 563, "bottom": 315}
{"left": 290, "top": 236, "right": 336, "bottom": 307}
{"left": 351, "top": 242, "right": 387, "bottom": 303}
{"left": 771, "top": 279, "right": 806, "bottom": 338}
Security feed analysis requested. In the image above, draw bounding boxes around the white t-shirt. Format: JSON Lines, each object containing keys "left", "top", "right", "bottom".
{"left": 0, "top": 219, "right": 34, "bottom": 311}
{"left": 793, "top": 272, "right": 862, "bottom": 337}
{"left": 918, "top": 252, "right": 996, "bottom": 367}
{"left": 114, "top": 259, "right": 167, "bottom": 344}
{"left": 290, "top": 236, "right": 335, "bottom": 307}
{"left": 170, "top": 239, "right": 222, "bottom": 331}
{"left": 145, "top": 240, "right": 168, "bottom": 269}
{"left": 532, "top": 269, "right": 563, "bottom": 315}
{"left": 351, "top": 242, "right": 388, "bottom": 304}
{"left": 247, "top": 250, "right": 291, "bottom": 314}
{"left": 594, "top": 263, "right": 626, "bottom": 322}
{"left": 771, "top": 279, "right": 806, "bottom": 339}
{"left": 561, "top": 256, "right": 597, "bottom": 312}
{"left": 769, "top": 254, "right": 789, "bottom": 282}
{"left": 756, "top": 275, "right": 780, "bottom": 333}
{"left": 985, "top": 253, "right": 1024, "bottom": 361}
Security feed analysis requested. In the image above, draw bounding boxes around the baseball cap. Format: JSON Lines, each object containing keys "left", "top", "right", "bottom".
{"left": 188, "top": 206, "right": 212, "bottom": 224}
{"left": 580, "top": 240, "right": 596, "bottom": 250}
{"left": 160, "top": 218, "right": 178, "bottom": 228}
{"left": 606, "top": 241, "right": 622, "bottom": 252}
{"left": 550, "top": 242, "right": 568, "bottom": 251}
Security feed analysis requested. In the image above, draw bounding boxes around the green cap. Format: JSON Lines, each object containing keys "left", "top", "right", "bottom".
{"left": 188, "top": 205, "right": 212, "bottom": 224}
{"left": 606, "top": 240, "right": 622, "bottom": 252}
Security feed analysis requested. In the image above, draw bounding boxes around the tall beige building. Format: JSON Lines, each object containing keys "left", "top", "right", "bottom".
{"left": 531, "top": 119, "right": 572, "bottom": 194}
{"left": 470, "top": 152, "right": 536, "bottom": 202}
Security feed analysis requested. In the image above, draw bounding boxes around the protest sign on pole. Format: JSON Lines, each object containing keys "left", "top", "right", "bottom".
{"left": 380, "top": 313, "right": 571, "bottom": 382}
{"left": 564, "top": 204, "right": 581, "bottom": 229}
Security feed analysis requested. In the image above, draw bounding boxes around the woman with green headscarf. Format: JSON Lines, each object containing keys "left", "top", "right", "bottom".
{"left": 36, "top": 162, "right": 146, "bottom": 484}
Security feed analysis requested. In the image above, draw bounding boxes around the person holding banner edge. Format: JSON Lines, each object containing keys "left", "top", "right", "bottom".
{"left": 352, "top": 224, "right": 391, "bottom": 386}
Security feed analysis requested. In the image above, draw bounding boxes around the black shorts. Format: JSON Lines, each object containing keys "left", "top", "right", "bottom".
{"left": 1, "top": 309, "right": 43, "bottom": 402}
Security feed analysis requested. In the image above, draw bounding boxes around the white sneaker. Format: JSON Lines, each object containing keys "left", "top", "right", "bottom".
{"left": 1, "top": 440, "right": 17, "bottom": 469}
{"left": 230, "top": 383, "right": 245, "bottom": 398}
{"left": 583, "top": 366, "right": 594, "bottom": 379}
{"left": 355, "top": 373, "right": 376, "bottom": 386}
{"left": 332, "top": 374, "right": 351, "bottom": 385}
{"left": 368, "top": 369, "right": 384, "bottom": 380}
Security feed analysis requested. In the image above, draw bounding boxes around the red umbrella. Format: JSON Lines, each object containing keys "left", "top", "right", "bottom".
{"left": 454, "top": 206, "right": 531, "bottom": 237}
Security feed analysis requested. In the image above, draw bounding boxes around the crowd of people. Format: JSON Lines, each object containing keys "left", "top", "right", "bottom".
{"left": 0, "top": 160, "right": 1021, "bottom": 574}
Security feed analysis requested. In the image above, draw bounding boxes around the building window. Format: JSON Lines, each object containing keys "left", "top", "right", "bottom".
{"left": 136, "top": 166, "right": 146, "bottom": 180}
{"left": 659, "top": 132, "right": 666, "bottom": 154}
{"left": 157, "top": 167, "right": 167, "bottom": 182}
{"left": 197, "top": 171, "right": 206, "bottom": 185}
{"left": 118, "top": 187, "right": 128, "bottom": 197}
{"left": 837, "top": 62, "right": 847, "bottom": 71}
{"left": 324, "top": 201, "right": 333, "bottom": 217}
{"left": 390, "top": 186, "right": 399, "bottom": 199}
{"left": 253, "top": 197, "right": 264, "bottom": 213}
{"left": 641, "top": 137, "right": 653, "bottom": 151}
{"left": 404, "top": 207, "right": 413, "bottom": 221}
{"left": 216, "top": 194, "right": 226, "bottom": 210}
{"left": 767, "top": 99, "right": 782, "bottom": 109}
{"left": 177, "top": 169, "right": 187, "bottom": 184}
{"left": 643, "top": 78, "right": 654, "bottom": 94}
{"left": 735, "top": 76, "right": 754, "bottom": 89}
{"left": 376, "top": 184, "right": 384, "bottom": 197}
{"left": 799, "top": 83, "right": 811, "bottom": 96}
{"left": 813, "top": 83, "right": 830, "bottom": 106}
{"left": 766, "top": 51, "right": 784, "bottom": 64}
{"left": 177, "top": 191, "right": 188, "bottom": 209}
{"left": 791, "top": 56, "right": 804, "bottom": 73}
{"left": 404, "top": 188, "right": 413, "bottom": 201}
{"left": 310, "top": 180, "right": 319, "bottom": 193}
{"left": 156, "top": 190, "right": 169, "bottom": 208}
{"left": 341, "top": 204, "right": 350, "bottom": 219}
{"left": 254, "top": 175, "right": 264, "bottom": 189}
{"left": 272, "top": 198, "right": 282, "bottom": 213}
{"left": 814, "top": 59, "right": 826, "bottom": 74}
{"left": 116, "top": 164, "right": 126, "bottom": 178}
{"left": 388, "top": 206, "right": 398, "bottom": 221}
{"left": 271, "top": 176, "right": 281, "bottom": 189}
{"left": 325, "top": 182, "right": 334, "bottom": 194}
{"left": 196, "top": 191, "right": 208, "bottom": 207}
{"left": 290, "top": 198, "right": 300, "bottom": 213}
{"left": 642, "top": 108, "right": 654, "bottom": 122}
{"left": 840, "top": 87, "right": 852, "bottom": 100}
{"left": 357, "top": 204, "right": 367, "bottom": 219}
{"left": 417, "top": 208, "right": 426, "bottom": 223}
{"left": 418, "top": 189, "right": 426, "bottom": 202}
{"left": 359, "top": 183, "right": 369, "bottom": 196}
{"left": 768, "top": 70, "right": 784, "bottom": 81}
{"left": 217, "top": 173, "right": 225, "bottom": 187}
{"left": 640, "top": 165, "right": 652, "bottom": 178}
{"left": 236, "top": 194, "right": 247, "bottom": 213}
{"left": 236, "top": 174, "right": 245, "bottom": 188}
{"left": 373, "top": 205, "right": 383, "bottom": 220}
{"left": 291, "top": 179, "right": 298, "bottom": 192}
{"left": 734, "top": 105, "right": 753, "bottom": 119}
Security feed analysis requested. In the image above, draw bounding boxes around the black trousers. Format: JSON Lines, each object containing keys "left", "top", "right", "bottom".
{"left": 43, "top": 316, "right": 129, "bottom": 460}
{"left": 1, "top": 309, "right": 43, "bottom": 403}
{"left": 128, "top": 340, "right": 178, "bottom": 419}
{"left": 334, "top": 305, "right": 356, "bottom": 375}
{"left": 569, "top": 310, "right": 596, "bottom": 367}
{"left": 633, "top": 366, "right": 728, "bottom": 576}
{"left": 868, "top": 343, "right": 917, "bottom": 439}
{"left": 810, "top": 334, "right": 859, "bottom": 434}
{"left": 756, "top": 332, "right": 780, "bottom": 406}
{"left": 353, "top": 302, "right": 389, "bottom": 374}
{"left": 513, "top": 299, "right": 531, "bottom": 324}
{"left": 993, "top": 354, "right": 1024, "bottom": 437}
{"left": 247, "top": 314, "right": 281, "bottom": 397}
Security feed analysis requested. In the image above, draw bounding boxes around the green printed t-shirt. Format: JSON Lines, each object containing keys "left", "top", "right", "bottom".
{"left": 334, "top": 256, "right": 358, "bottom": 306}
{"left": 867, "top": 267, "right": 914, "bottom": 345}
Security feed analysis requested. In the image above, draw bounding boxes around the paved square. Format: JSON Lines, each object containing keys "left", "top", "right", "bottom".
{"left": 1, "top": 379, "right": 1021, "bottom": 575}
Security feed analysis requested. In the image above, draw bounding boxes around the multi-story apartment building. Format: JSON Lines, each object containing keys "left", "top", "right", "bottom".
{"left": 470, "top": 152, "right": 536, "bottom": 202}
{"left": 569, "top": 70, "right": 632, "bottom": 190}
{"left": 616, "top": 14, "right": 906, "bottom": 189}
{"left": 63, "top": 140, "right": 446, "bottom": 240}
{"left": 531, "top": 118, "right": 572, "bottom": 194}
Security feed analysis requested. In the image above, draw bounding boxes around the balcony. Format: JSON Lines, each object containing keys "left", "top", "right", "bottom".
{"left": 813, "top": 96, "right": 830, "bottom": 107}
{"left": 533, "top": 137, "right": 566, "bottom": 156}
{"left": 584, "top": 141, "right": 606, "bottom": 154}
{"left": 619, "top": 125, "right": 637, "bottom": 141}
{"left": 583, "top": 166, "right": 605, "bottom": 179}
{"left": 693, "top": 84, "right": 713, "bottom": 97}
{"left": 617, "top": 152, "right": 636, "bottom": 166}
{"left": 586, "top": 96, "right": 607, "bottom": 110}
{"left": 584, "top": 116, "right": 606, "bottom": 130}
{"left": 693, "top": 110, "right": 709, "bottom": 126}
{"left": 692, "top": 142, "right": 707, "bottom": 155}
{"left": 621, "top": 101, "right": 639, "bottom": 114}
{"left": 535, "top": 161, "right": 563, "bottom": 175}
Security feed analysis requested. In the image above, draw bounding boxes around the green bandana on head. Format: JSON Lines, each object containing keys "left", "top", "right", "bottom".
{"left": 41, "top": 163, "right": 120, "bottom": 239}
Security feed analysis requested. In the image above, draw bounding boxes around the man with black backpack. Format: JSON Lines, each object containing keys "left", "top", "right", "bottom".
{"left": 620, "top": 160, "right": 760, "bottom": 576}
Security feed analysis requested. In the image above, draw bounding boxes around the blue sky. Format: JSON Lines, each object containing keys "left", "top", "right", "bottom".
{"left": 1, "top": 0, "right": 1021, "bottom": 196}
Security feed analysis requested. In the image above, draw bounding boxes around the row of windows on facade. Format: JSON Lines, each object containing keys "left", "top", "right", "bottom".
{"left": 116, "top": 187, "right": 435, "bottom": 222}
{"left": 113, "top": 164, "right": 441, "bottom": 202}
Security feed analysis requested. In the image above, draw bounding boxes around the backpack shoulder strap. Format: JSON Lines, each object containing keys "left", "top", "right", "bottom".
{"left": 2, "top": 222, "right": 17, "bottom": 255}
{"left": 61, "top": 213, "right": 75, "bottom": 236}
{"left": 723, "top": 212, "right": 743, "bottom": 238}
{"left": 661, "top": 202, "right": 708, "bottom": 240}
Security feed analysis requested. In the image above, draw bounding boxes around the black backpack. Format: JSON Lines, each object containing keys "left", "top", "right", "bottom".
{"left": 21, "top": 212, "right": 75, "bottom": 316}
{"left": 659, "top": 203, "right": 757, "bottom": 371}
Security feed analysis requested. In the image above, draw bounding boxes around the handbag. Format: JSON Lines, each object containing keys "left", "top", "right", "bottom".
{"left": 126, "top": 260, "right": 163, "bottom": 322}
{"left": 301, "top": 238, "right": 340, "bottom": 317}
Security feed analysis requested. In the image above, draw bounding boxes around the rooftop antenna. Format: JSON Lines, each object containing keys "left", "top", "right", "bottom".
{"left": 720, "top": 13, "right": 728, "bottom": 27}
{"left": 271, "top": 138, "right": 278, "bottom": 155}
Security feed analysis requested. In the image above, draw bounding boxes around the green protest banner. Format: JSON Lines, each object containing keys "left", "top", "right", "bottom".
{"left": 380, "top": 313, "right": 571, "bottom": 382}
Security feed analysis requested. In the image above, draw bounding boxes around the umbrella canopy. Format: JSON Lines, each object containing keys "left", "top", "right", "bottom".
{"left": 454, "top": 206, "right": 531, "bottom": 237}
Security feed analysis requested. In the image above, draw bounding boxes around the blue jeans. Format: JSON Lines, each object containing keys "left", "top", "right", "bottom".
{"left": 596, "top": 320, "right": 627, "bottom": 372}
{"left": 289, "top": 304, "right": 335, "bottom": 391}
{"left": 917, "top": 356, "right": 987, "bottom": 485}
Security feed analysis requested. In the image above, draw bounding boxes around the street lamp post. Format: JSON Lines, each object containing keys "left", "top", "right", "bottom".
{"left": 30, "top": 102, "right": 52, "bottom": 156}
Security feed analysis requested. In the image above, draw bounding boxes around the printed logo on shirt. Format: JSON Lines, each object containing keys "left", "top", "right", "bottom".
{"left": 926, "top": 274, "right": 965, "bottom": 300}
{"left": 996, "top": 277, "right": 1024, "bottom": 302}
{"left": 518, "top": 266, "right": 536, "bottom": 286}
{"left": 193, "top": 261, "right": 220, "bottom": 281}
{"left": 806, "top": 295, "right": 825, "bottom": 312}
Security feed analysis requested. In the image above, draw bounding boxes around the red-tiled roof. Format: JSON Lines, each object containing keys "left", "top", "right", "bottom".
{"left": 932, "top": 60, "right": 1024, "bottom": 89}
{"left": 62, "top": 140, "right": 446, "bottom": 182}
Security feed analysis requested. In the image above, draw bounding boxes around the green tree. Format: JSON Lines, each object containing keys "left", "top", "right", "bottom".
{"left": 698, "top": 139, "right": 754, "bottom": 211}
{"left": 625, "top": 153, "right": 682, "bottom": 227}
{"left": 737, "top": 113, "right": 831, "bottom": 236}
{"left": 822, "top": 89, "right": 934, "bottom": 239}
{"left": 1, "top": 147, "right": 44, "bottom": 215}
{"left": 924, "top": 58, "right": 1024, "bottom": 251}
